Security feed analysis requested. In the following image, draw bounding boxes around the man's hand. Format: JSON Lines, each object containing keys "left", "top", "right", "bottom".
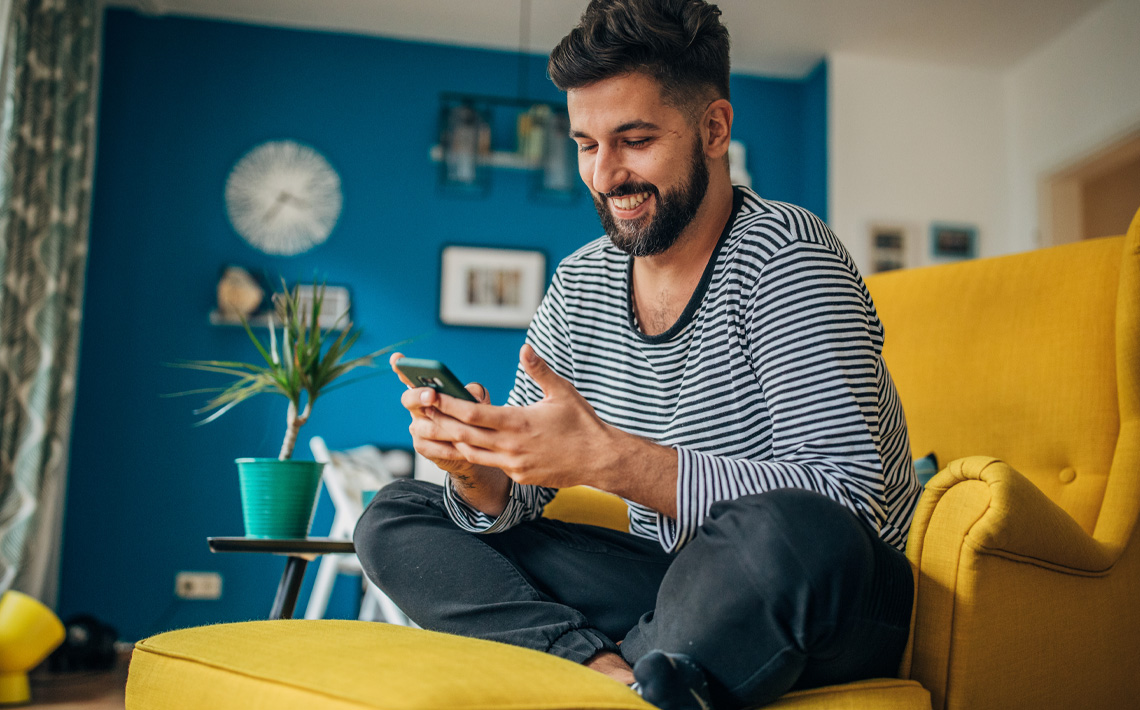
{"left": 391, "top": 352, "right": 511, "bottom": 515}
{"left": 430, "top": 345, "right": 679, "bottom": 516}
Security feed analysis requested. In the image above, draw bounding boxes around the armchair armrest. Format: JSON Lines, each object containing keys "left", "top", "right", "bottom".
{"left": 910, "top": 456, "right": 1116, "bottom": 574}
{"left": 903, "top": 456, "right": 1137, "bottom": 710}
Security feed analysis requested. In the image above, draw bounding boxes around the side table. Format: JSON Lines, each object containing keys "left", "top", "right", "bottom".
{"left": 207, "top": 537, "right": 355, "bottom": 620}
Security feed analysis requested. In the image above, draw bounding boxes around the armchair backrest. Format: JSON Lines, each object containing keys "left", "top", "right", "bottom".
{"left": 865, "top": 208, "right": 1139, "bottom": 544}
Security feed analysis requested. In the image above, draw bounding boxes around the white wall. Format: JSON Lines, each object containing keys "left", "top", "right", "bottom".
{"left": 828, "top": 53, "right": 1007, "bottom": 274}
{"left": 1005, "top": 0, "right": 1140, "bottom": 252}
{"left": 829, "top": 0, "right": 1140, "bottom": 268}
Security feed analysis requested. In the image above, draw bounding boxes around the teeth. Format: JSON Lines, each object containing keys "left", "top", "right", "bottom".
{"left": 611, "top": 192, "right": 650, "bottom": 210}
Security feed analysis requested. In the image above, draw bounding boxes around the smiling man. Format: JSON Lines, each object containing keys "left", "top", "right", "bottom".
{"left": 355, "top": 1, "right": 922, "bottom": 709}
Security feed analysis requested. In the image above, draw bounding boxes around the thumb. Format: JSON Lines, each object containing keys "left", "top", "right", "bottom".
{"left": 520, "top": 344, "right": 568, "bottom": 397}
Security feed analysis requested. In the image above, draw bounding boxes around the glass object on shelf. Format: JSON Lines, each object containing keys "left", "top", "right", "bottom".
{"left": 440, "top": 101, "right": 491, "bottom": 194}
{"left": 534, "top": 108, "right": 576, "bottom": 200}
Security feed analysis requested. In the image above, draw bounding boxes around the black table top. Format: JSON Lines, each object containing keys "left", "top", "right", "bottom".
{"left": 207, "top": 537, "right": 356, "bottom": 555}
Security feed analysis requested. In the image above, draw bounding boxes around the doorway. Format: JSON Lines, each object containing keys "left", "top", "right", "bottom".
{"left": 1041, "top": 129, "right": 1140, "bottom": 246}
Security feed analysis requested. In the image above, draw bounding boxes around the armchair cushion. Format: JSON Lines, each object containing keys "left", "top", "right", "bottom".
{"left": 127, "top": 620, "right": 930, "bottom": 710}
{"left": 128, "top": 620, "right": 648, "bottom": 710}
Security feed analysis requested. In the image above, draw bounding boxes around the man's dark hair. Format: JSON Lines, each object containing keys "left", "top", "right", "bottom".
{"left": 549, "top": 0, "right": 730, "bottom": 113}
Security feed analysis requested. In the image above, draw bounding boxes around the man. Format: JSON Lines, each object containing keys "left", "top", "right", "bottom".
{"left": 355, "top": 1, "right": 922, "bottom": 708}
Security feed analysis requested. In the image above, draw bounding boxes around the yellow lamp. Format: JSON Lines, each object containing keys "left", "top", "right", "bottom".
{"left": 0, "top": 590, "right": 66, "bottom": 705}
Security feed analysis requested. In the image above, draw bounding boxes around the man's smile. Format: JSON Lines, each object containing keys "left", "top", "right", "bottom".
{"left": 610, "top": 191, "right": 653, "bottom": 211}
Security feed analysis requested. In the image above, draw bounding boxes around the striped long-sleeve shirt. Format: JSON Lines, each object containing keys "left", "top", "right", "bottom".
{"left": 443, "top": 186, "right": 923, "bottom": 553}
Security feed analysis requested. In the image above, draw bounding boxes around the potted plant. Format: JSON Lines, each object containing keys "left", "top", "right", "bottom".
{"left": 173, "top": 281, "right": 399, "bottom": 538}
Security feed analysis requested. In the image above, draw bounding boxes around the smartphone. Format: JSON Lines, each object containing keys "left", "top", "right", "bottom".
{"left": 393, "top": 357, "right": 478, "bottom": 402}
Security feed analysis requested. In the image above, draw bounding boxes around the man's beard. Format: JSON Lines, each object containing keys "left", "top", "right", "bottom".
{"left": 593, "top": 138, "right": 710, "bottom": 258}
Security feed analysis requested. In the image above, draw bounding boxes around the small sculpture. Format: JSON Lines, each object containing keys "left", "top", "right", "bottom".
{"left": 216, "top": 266, "right": 264, "bottom": 320}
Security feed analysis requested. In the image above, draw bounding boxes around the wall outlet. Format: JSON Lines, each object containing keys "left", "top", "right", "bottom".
{"left": 175, "top": 571, "right": 222, "bottom": 600}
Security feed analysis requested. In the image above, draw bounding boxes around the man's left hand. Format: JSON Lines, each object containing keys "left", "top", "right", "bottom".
{"left": 430, "top": 344, "right": 617, "bottom": 489}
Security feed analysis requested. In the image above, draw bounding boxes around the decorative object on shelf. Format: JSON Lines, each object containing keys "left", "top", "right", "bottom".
{"left": 534, "top": 109, "right": 576, "bottom": 200}
{"left": 225, "top": 140, "right": 343, "bottom": 256}
{"left": 169, "top": 281, "right": 402, "bottom": 538}
{"left": 931, "top": 222, "right": 978, "bottom": 260}
{"left": 439, "top": 100, "right": 492, "bottom": 193}
{"left": 869, "top": 223, "right": 908, "bottom": 273}
{"left": 431, "top": 93, "right": 578, "bottom": 200}
{"left": 439, "top": 246, "right": 545, "bottom": 329}
{"left": 728, "top": 140, "right": 752, "bottom": 188}
{"left": 216, "top": 265, "right": 266, "bottom": 320}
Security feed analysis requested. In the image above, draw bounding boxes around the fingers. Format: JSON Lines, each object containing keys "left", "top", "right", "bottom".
{"left": 390, "top": 352, "right": 416, "bottom": 389}
{"left": 411, "top": 435, "right": 466, "bottom": 464}
{"left": 411, "top": 409, "right": 499, "bottom": 451}
{"left": 400, "top": 386, "right": 438, "bottom": 417}
{"left": 432, "top": 393, "right": 514, "bottom": 429}
{"left": 466, "top": 382, "right": 489, "bottom": 403}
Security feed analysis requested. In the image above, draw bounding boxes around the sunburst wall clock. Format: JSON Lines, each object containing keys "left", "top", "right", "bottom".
{"left": 224, "top": 140, "right": 343, "bottom": 256}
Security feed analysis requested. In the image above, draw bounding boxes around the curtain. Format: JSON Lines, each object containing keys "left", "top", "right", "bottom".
{"left": 0, "top": 0, "right": 98, "bottom": 605}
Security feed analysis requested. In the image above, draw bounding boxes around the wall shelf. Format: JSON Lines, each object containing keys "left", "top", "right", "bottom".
{"left": 428, "top": 144, "right": 541, "bottom": 170}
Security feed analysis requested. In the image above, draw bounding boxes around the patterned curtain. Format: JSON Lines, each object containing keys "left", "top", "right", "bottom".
{"left": 0, "top": 0, "right": 97, "bottom": 604}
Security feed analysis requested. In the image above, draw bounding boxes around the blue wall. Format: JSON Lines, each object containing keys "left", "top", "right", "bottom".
{"left": 59, "top": 9, "right": 827, "bottom": 640}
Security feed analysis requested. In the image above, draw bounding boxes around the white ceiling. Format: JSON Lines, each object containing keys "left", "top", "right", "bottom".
{"left": 111, "top": 0, "right": 1110, "bottom": 78}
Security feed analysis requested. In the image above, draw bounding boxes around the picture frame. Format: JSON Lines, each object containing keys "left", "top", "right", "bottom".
{"left": 295, "top": 284, "right": 351, "bottom": 329}
{"left": 868, "top": 223, "right": 909, "bottom": 274}
{"left": 439, "top": 246, "right": 546, "bottom": 329}
{"left": 931, "top": 223, "right": 978, "bottom": 260}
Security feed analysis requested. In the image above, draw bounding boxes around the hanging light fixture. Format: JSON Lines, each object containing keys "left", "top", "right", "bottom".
{"left": 433, "top": 0, "right": 577, "bottom": 200}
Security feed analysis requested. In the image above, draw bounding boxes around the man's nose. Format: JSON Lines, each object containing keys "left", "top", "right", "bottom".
{"left": 591, "top": 146, "right": 629, "bottom": 196}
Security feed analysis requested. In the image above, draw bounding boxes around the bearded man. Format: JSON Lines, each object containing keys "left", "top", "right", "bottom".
{"left": 356, "top": 1, "right": 922, "bottom": 708}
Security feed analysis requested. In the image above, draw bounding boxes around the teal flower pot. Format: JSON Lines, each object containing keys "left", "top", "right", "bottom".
{"left": 235, "top": 458, "right": 325, "bottom": 539}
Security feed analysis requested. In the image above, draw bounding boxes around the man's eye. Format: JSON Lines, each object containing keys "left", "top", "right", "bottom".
{"left": 577, "top": 144, "right": 598, "bottom": 154}
{"left": 625, "top": 138, "right": 650, "bottom": 148}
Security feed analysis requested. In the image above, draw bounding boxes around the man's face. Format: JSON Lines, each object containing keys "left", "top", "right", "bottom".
{"left": 567, "top": 73, "right": 710, "bottom": 257}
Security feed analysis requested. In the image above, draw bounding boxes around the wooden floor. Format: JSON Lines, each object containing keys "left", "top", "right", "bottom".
{"left": 28, "top": 651, "right": 129, "bottom": 710}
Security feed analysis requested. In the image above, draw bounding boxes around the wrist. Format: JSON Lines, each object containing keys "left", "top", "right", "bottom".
{"left": 449, "top": 465, "right": 511, "bottom": 517}
{"left": 597, "top": 428, "right": 678, "bottom": 517}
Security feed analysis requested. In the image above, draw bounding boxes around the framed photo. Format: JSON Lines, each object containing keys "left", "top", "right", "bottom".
{"left": 289, "top": 284, "right": 351, "bottom": 329}
{"left": 931, "top": 223, "right": 978, "bottom": 260}
{"left": 439, "top": 246, "right": 546, "bottom": 329}
{"left": 869, "top": 223, "right": 908, "bottom": 274}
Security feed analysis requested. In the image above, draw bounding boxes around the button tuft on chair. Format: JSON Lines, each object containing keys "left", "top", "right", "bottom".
{"left": 1059, "top": 468, "right": 1077, "bottom": 483}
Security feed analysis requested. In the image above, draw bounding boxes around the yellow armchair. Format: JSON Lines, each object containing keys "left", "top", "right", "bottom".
{"left": 864, "top": 207, "right": 1140, "bottom": 710}
{"left": 126, "top": 208, "right": 1139, "bottom": 709}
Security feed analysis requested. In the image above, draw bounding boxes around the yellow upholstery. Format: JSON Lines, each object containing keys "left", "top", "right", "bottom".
{"left": 863, "top": 208, "right": 1140, "bottom": 710}
{"left": 542, "top": 485, "right": 631, "bottom": 531}
{"left": 128, "top": 621, "right": 649, "bottom": 710}
{"left": 128, "top": 208, "right": 1140, "bottom": 709}
{"left": 126, "top": 620, "right": 928, "bottom": 710}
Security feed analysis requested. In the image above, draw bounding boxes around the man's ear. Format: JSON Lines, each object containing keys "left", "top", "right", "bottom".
{"left": 702, "top": 98, "right": 733, "bottom": 160}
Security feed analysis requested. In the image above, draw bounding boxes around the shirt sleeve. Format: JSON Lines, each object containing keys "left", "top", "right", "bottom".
{"left": 441, "top": 272, "right": 569, "bottom": 533}
{"left": 657, "top": 237, "right": 889, "bottom": 552}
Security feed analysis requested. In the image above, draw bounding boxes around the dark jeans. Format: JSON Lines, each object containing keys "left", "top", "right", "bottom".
{"left": 354, "top": 480, "right": 913, "bottom": 709}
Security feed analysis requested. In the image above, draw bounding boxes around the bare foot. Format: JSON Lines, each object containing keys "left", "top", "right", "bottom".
{"left": 584, "top": 650, "right": 635, "bottom": 685}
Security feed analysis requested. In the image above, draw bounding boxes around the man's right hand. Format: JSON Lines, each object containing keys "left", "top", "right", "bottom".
{"left": 390, "top": 352, "right": 511, "bottom": 515}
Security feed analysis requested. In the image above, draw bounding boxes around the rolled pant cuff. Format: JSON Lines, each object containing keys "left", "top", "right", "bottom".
{"left": 546, "top": 626, "right": 619, "bottom": 664}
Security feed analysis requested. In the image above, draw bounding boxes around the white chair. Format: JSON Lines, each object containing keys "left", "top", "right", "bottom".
{"left": 305, "top": 436, "right": 415, "bottom": 626}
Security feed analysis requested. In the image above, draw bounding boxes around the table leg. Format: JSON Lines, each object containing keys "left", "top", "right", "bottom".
{"left": 270, "top": 555, "right": 309, "bottom": 620}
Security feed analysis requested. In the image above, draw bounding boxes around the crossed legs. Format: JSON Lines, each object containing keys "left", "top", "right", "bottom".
{"left": 354, "top": 480, "right": 912, "bottom": 709}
